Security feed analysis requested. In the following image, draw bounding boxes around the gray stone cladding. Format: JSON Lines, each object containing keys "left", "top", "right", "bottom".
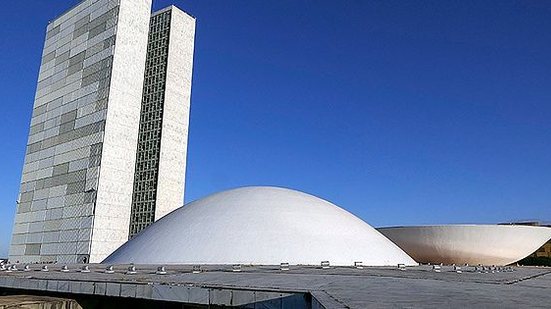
{"left": 9, "top": 0, "right": 152, "bottom": 264}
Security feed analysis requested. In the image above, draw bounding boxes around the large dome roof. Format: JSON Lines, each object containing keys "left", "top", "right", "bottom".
{"left": 103, "top": 186, "right": 416, "bottom": 266}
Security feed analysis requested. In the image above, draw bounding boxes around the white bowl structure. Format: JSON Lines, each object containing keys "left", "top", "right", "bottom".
{"left": 104, "top": 186, "right": 416, "bottom": 266}
{"left": 378, "top": 225, "right": 551, "bottom": 266}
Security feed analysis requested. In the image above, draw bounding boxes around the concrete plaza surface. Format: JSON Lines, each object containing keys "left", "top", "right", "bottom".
{"left": 0, "top": 264, "right": 550, "bottom": 308}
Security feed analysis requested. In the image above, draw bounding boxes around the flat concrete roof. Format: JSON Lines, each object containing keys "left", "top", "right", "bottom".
{"left": 1, "top": 264, "right": 550, "bottom": 308}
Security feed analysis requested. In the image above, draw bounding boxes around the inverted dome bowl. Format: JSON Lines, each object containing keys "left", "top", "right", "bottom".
{"left": 104, "top": 186, "right": 416, "bottom": 266}
{"left": 378, "top": 225, "right": 551, "bottom": 266}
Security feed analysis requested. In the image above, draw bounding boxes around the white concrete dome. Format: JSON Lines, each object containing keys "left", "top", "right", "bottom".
{"left": 103, "top": 186, "right": 416, "bottom": 266}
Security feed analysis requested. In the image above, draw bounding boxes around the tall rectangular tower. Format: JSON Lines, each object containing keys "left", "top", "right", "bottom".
{"left": 9, "top": 0, "right": 152, "bottom": 264}
{"left": 129, "top": 6, "right": 195, "bottom": 238}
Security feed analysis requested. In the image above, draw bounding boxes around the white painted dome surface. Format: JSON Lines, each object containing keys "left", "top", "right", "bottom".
{"left": 104, "top": 186, "right": 416, "bottom": 266}
{"left": 378, "top": 225, "right": 551, "bottom": 266}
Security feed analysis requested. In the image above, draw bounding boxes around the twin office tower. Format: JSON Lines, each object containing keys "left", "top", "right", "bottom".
{"left": 9, "top": 0, "right": 195, "bottom": 264}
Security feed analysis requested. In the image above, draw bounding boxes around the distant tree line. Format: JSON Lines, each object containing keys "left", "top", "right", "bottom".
{"left": 518, "top": 256, "right": 551, "bottom": 267}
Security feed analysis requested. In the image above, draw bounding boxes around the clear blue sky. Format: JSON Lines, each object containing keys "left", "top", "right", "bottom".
{"left": 1, "top": 1, "right": 550, "bottom": 256}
